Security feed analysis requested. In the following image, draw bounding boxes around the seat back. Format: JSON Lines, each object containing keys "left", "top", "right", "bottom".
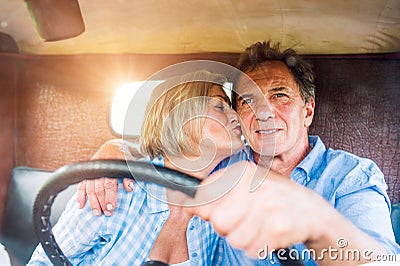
{"left": 308, "top": 59, "right": 399, "bottom": 204}
{"left": 1, "top": 139, "right": 142, "bottom": 265}
{"left": 1, "top": 167, "right": 77, "bottom": 265}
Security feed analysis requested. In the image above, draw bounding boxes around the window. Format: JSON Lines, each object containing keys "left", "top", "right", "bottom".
{"left": 110, "top": 80, "right": 163, "bottom": 135}
{"left": 111, "top": 81, "right": 233, "bottom": 135}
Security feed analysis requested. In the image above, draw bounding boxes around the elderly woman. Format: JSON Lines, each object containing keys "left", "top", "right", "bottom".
{"left": 28, "top": 70, "right": 245, "bottom": 265}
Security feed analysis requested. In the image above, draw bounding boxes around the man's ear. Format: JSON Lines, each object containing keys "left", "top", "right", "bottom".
{"left": 304, "top": 97, "right": 315, "bottom": 128}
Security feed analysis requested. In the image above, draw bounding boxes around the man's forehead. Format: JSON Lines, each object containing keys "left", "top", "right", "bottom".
{"left": 235, "top": 64, "right": 296, "bottom": 94}
{"left": 235, "top": 75, "right": 261, "bottom": 95}
{"left": 240, "top": 61, "right": 291, "bottom": 79}
{"left": 235, "top": 72, "right": 286, "bottom": 94}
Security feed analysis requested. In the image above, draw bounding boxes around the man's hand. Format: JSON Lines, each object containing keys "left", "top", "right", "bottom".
{"left": 184, "top": 161, "right": 387, "bottom": 265}
{"left": 184, "top": 161, "right": 326, "bottom": 257}
{"left": 76, "top": 139, "right": 143, "bottom": 216}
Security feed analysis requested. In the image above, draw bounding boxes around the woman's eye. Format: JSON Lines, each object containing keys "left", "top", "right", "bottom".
{"left": 216, "top": 104, "right": 225, "bottom": 111}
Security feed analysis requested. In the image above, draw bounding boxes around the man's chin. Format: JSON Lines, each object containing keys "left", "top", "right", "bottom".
{"left": 255, "top": 139, "right": 276, "bottom": 154}
{"left": 252, "top": 145, "right": 275, "bottom": 157}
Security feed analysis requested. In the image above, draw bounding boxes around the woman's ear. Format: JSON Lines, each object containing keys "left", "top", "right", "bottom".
{"left": 304, "top": 97, "right": 315, "bottom": 128}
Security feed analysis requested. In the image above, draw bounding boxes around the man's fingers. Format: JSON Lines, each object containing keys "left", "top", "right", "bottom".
{"left": 225, "top": 207, "right": 266, "bottom": 257}
{"left": 184, "top": 161, "right": 254, "bottom": 226}
{"left": 76, "top": 180, "right": 87, "bottom": 209}
{"left": 190, "top": 162, "right": 250, "bottom": 207}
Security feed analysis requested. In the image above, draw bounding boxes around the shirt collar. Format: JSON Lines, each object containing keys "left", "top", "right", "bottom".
{"left": 293, "top": 135, "right": 326, "bottom": 182}
{"left": 245, "top": 136, "right": 326, "bottom": 183}
{"left": 243, "top": 144, "right": 255, "bottom": 162}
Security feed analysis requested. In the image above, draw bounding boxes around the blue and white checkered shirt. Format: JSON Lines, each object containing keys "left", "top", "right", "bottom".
{"left": 28, "top": 158, "right": 224, "bottom": 266}
{"left": 29, "top": 157, "right": 303, "bottom": 266}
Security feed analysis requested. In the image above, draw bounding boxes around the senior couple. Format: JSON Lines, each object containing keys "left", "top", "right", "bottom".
{"left": 29, "top": 41, "right": 400, "bottom": 265}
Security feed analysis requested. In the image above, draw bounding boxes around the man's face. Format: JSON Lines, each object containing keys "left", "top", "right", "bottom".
{"left": 235, "top": 61, "right": 315, "bottom": 160}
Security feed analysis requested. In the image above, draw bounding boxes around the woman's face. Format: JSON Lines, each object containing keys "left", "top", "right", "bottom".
{"left": 200, "top": 85, "right": 244, "bottom": 162}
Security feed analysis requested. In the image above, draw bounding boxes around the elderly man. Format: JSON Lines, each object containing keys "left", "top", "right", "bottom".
{"left": 77, "top": 41, "right": 399, "bottom": 265}
{"left": 185, "top": 41, "right": 399, "bottom": 265}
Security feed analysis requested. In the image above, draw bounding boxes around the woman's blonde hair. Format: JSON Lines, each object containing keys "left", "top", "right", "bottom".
{"left": 140, "top": 70, "right": 227, "bottom": 158}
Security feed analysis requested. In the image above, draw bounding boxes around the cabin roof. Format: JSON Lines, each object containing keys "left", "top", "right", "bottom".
{"left": 0, "top": 0, "right": 399, "bottom": 55}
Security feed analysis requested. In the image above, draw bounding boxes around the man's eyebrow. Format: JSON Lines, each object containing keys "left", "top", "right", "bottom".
{"left": 237, "top": 93, "right": 253, "bottom": 99}
{"left": 270, "top": 86, "right": 291, "bottom": 92}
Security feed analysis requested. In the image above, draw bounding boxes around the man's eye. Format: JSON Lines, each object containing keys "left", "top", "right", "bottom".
{"left": 273, "top": 93, "right": 287, "bottom": 98}
{"left": 241, "top": 98, "right": 254, "bottom": 105}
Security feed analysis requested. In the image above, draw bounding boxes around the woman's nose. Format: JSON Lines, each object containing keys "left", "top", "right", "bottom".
{"left": 227, "top": 108, "right": 239, "bottom": 124}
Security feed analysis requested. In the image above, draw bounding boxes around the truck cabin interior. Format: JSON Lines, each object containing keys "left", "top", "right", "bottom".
{"left": 0, "top": 0, "right": 399, "bottom": 265}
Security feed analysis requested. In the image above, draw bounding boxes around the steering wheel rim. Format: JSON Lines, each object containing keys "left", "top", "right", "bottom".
{"left": 32, "top": 159, "right": 201, "bottom": 266}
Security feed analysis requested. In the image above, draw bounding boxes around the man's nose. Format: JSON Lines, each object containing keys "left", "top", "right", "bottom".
{"left": 255, "top": 103, "right": 275, "bottom": 121}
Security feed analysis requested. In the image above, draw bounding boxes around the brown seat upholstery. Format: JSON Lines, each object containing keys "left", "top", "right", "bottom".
{"left": 309, "top": 58, "right": 400, "bottom": 204}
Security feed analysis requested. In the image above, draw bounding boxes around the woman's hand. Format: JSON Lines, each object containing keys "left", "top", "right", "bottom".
{"left": 77, "top": 177, "right": 133, "bottom": 216}
{"left": 76, "top": 139, "right": 141, "bottom": 216}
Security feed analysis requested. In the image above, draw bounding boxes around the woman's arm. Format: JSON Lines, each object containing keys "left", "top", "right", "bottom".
{"left": 28, "top": 194, "right": 108, "bottom": 265}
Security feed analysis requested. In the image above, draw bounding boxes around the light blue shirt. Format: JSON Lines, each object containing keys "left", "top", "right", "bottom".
{"left": 219, "top": 136, "right": 400, "bottom": 265}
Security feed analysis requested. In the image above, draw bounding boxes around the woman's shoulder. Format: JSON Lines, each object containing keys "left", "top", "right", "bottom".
{"left": 213, "top": 148, "right": 251, "bottom": 173}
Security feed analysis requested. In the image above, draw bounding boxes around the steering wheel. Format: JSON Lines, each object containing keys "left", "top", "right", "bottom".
{"left": 32, "top": 159, "right": 200, "bottom": 266}
{"left": 33, "top": 159, "right": 303, "bottom": 266}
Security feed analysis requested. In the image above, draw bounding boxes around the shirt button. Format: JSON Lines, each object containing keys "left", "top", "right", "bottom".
{"left": 192, "top": 252, "right": 198, "bottom": 258}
